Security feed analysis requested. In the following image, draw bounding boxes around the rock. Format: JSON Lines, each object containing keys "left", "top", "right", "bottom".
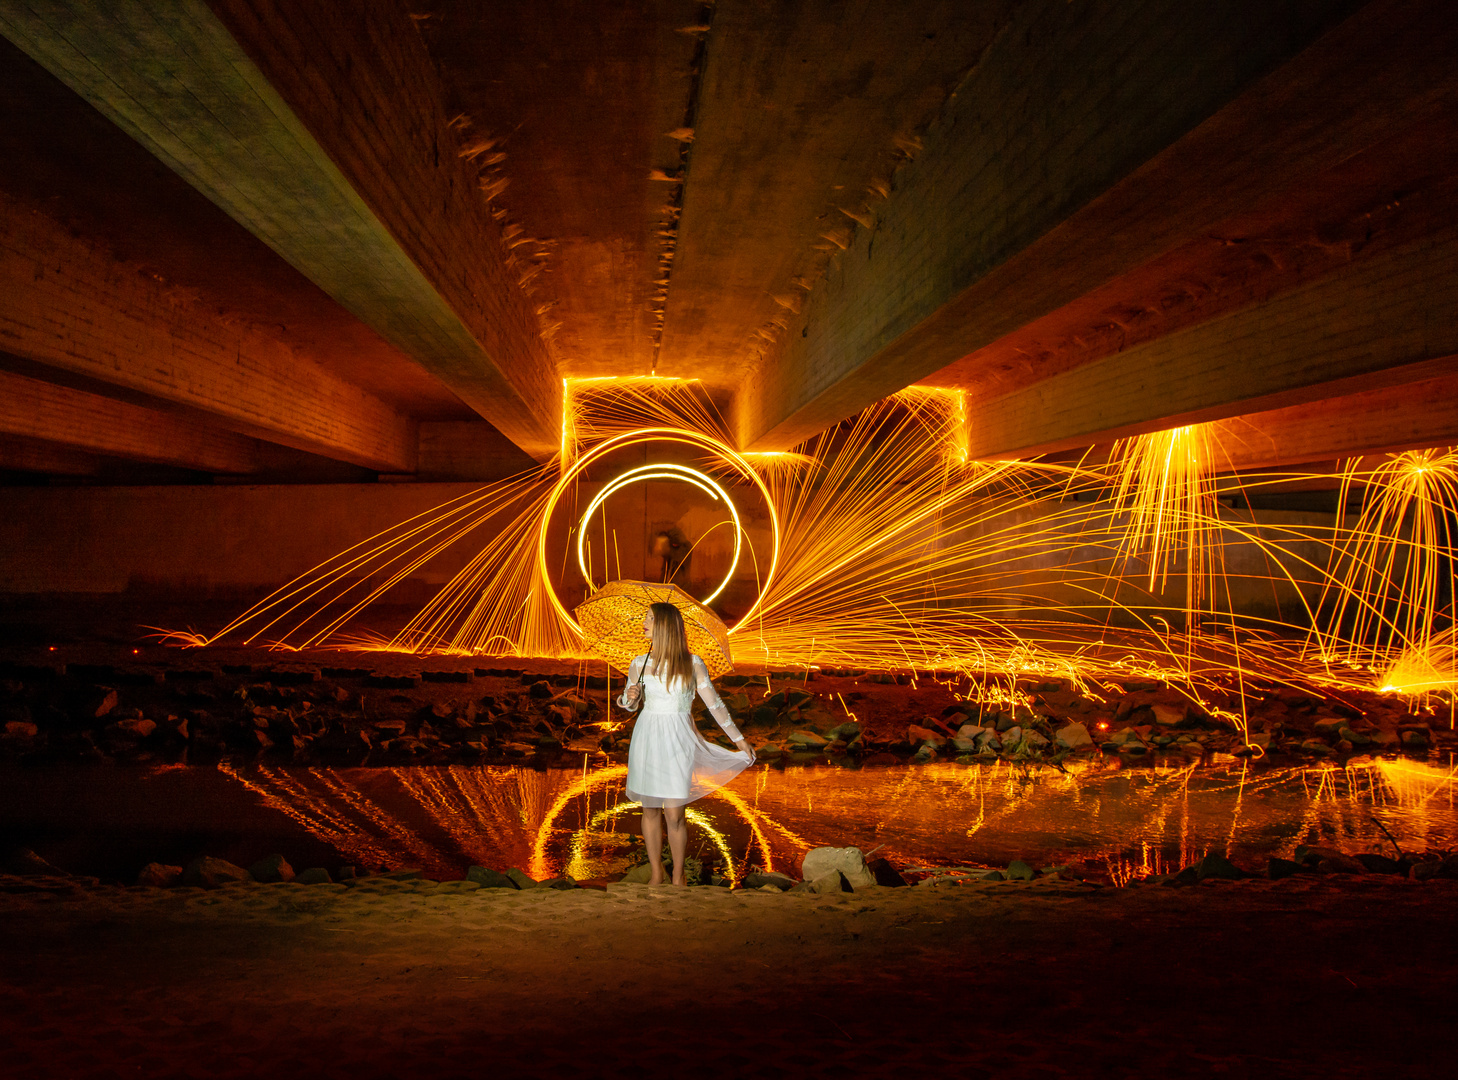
{"left": 505, "top": 868, "right": 539, "bottom": 890}
{"left": 528, "top": 680, "right": 552, "bottom": 699}
{"left": 910, "top": 742, "right": 938, "bottom": 764}
{"left": 742, "top": 871, "right": 795, "bottom": 891}
{"left": 1000, "top": 725, "right": 1023, "bottom": 750}
{"left": 110, "top": 717, "right": 156, "bottom": 739}
{"left": 92, "top": 689, "right": 119, "bottom": 719}
{"left": 1005, "top": 860, "right": 1036, "bottom": 881}
{"left": 787, "top": 730, "right": 829, "bottom": 747}
{"left": 247, "top": 854, "right": 295, "bottom": 883}
{"left": 1267, "top": 857, "right": 1302, "bottom": 880}
{"left": 466, "top": 866, "right": 518, "bottom": 889}
{"left": 295, "top": 867, "right": 332, "bottom": 884}
{"left": 1054, "top": 722, "right": 1093, "bottom": 749}
{"left": 748, "top": 705, "right": 779, "bottom": 728}
{"left": 539, "top": 875, "right": 577, "bottom": 890}
{"left": 867, "top": 857, "right": 908, "bottom": 887}
{"left": 906, "top": 724, "right": 944, "bottom": 746}
{"left": 800, "top": 846, "right": 876, "bottom": 890}
{"left": 1410, "top": 859, "right": 1444, "bottom": 882}
{"left": 1195, "top": 853, "right": 1244, "bottom": 880}
{"left": 3, "top": 720, "right": 38, "bottom": 739}
{"left": 808, "top": 871, "right": 851, "bottom": 894}
{"left": 1021, "top": 730, "right": 1050, "bottom": 751}
{"left": 1151, "top": 704, "right": 1187, "bottom": 727}
{"left": 1295, "top": 846, "right": 1366, "bottom": 874}
{"left": 826, "top": 720, "right": 861, "bottom": 741}
{"left": 620, "top": 864, "right": 653, "bottom": 884}
{"left": 182, "top": 856, "right": 252, "bottom": 889}
{"left": 1438, "top": 854, "right": 1458, "bottom": 880}
{"left": 1354, "top": 853, "right": 1403, "bottom": 874}
{"left": 955, "top": 723, "right": 986, "bottom": 741}
{"left": 1312, "top": 716, "right": 1347, "bottom": 737}
{"left": 1339, "top": 727, "right": 1372, "bottom": 746}
{"left": 1401, "top": 729, "right": 1430, "bottom": 748}
{"left": 1166, "top": 866, "right": 1201, "bottom": 887}
{"left": 950, "top": 736, "right": 980, "bottom": 753}
{"left": 136, "top": 862, "right": 183, "bottom": 888}
{"left": 1299, "top": 738, "right": 1334, "bottom": 755}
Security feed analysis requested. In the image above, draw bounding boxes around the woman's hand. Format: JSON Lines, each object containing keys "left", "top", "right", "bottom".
{"left": 735, "top": 738, "right": 755, "bottom": 761}
{"left": 622, "top": 684, "right": 642, "bottom": 709}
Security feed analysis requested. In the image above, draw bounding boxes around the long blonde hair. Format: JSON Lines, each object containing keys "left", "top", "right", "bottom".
{"left": 647, "top": 602, "right": 694, "bottom": 691}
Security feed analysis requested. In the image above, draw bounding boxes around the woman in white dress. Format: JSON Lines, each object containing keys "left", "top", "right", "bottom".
{"left": 617, "top": 602, "right": 754, "bottom": 886}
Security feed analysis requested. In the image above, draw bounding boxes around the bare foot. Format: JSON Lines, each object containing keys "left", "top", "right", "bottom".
{"left": 671, "top": 872, "right": 687, "bottom": 887}
{"left": 648, "top": 869, "right": 665, "bottom": 886}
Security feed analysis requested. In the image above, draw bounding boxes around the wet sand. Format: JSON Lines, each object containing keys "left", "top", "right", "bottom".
{"left": 2, "top": 874, "right": 1455, "bottom": 1078}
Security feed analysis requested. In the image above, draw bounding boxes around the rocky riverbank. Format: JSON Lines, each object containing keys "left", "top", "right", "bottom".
{"left": 1, "top": 645, "right": 1452, "bottom": 770}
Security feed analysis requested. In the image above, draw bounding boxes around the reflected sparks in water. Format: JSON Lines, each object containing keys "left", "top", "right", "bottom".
{"left": 209, "top": 757, "right": 1458, "bottom": 883}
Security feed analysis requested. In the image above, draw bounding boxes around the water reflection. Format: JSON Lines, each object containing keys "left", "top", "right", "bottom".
{"left": 209, "top": 755, "right": 1457, "bottom": 883}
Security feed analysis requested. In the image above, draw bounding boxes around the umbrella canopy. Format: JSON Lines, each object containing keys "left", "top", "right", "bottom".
{"left": 574, "top": 580, "right": 733, "bottom": 678}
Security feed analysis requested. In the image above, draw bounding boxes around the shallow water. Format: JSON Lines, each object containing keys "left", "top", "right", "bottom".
{"left": 3, "top": 754, "right": 1455, "bottom": 883}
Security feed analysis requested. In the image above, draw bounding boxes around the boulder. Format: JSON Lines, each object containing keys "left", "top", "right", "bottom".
{"left": 742, "top": 871, "right": 795, "bottom": 891}
{"left": 910, "top": 742, "right": 938, "bottom": 764}
{"left": 955, "top": 723, "right": 987, "bottom": 741}
{"left": 1151, "top": 704, "right": 1187, "bottom": 727}
{"left": 506, "top": 868, "right": 540, "bottom": 890}
{"left": 1267, "top": 857, "right": 1302, "bottom": 880}
{"left": 109, "top": 717, "right": 156, "bottom": 739}
{"left": 1021, "top": 730, "right": 1050, "bottom": 751}
{"left": 136, "top": 862, "right": 183, "bottom": 888}
{"left": 800, "top": 846, "right": 876, "bottom": 890}
{"left": 247, "top": 854, "right": 295, "bottom": 883}
{"left": 182, "top": 856, "right": 252, "bottom": 889}
{"left": 1401, "top": 729, "right": 1430, "bottom": 748}
{"left": 950, "top": 736, "right": 980, "bottom": 753}
{"left": 1354, "top": 853, "right": 1402, "bottom": 874}
{"left": 1000, "top": 725, "right": 1023, "bottom": 750}
{"left": 1312, "top": 716, "right": 1347, "bottom": 737}
{"left": 620, "top": 864, "right": 653, "bottom": 884}
{"left": 295, "top": 867, "right": 333, "bottom": 884}
{"left": 1295, "top": 846, "right": 1366, "bottom": 874}
{"left": 466, "top": 866, "right": 518, "bottom": 889}
{"left": 1054, "top": 722, "right": 1093, "bottom": 750}
{"left": 539, "top": 875, "right": 578, "bottom": 890}
{"left": 826, "top": 720, "right": 861, "bottom": 741}
{"left": 787, "top": 730, "right": 829, "bottom": 748}
{"left": 1299, "top": 738, "right": 1334, "bottom": 755}
{"left": 1006, "top": 860, "right": 1036, "bottom": 881}
{"left": 1338, "top": 727, "right": 1372, "bottom": 746}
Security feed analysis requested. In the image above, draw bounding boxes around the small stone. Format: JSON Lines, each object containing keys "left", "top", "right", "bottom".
{"left": 1300, "top": 738, "right": 1334, "bottom": 755}
{"left": 950, "top": 736, "right": 980, "bottom": 753}
{"left": 1021, "top": 730, "right": 1050, "bottom": 751}
{"left": 247, "top": 854, "right": 295, "bottom": 883}
{"left": 136, "top": 862, "right": 183, "bottom": 888}
{"left": 955, "top": 723, "right": 987, "bottom": 741}
{"left": 1401, "top": 729, "right": 1429, "bottom": 747}
{"left": 295, "top": 867, "right": 332, "bottom": 884}
{"left": 620, "top": 864, "right": 652, "bottom": 884}
{"left": 1339, "top": 727, "right": 1372, "bottom": 746}
{"left": 867, "top": 857, "right": 908, "bottom": 887}
{"left": 182, "top": 856, "right": 252, "bottom": 889}
{"left": 1006, "top": 860, "right": 1036, "bottom": 881}
{"left": 1410, "top": 859, "right": 1444, "bottom": 882}
{"left": 110, "top": 717, "right": 156, "bottom": 738}
{"left": 1312, "top": 716, "right": 1347, "bottom": 737}
{"left": 505, "top": 868, "right": 539, "bottom": 889}
{"left": 910, "top": 742, "right": 938, "bottom": 764}
{"left": 1054, "top": 722, "right": 1092, "bottom": 749}
{"left": 3, "top": 720, "right": 38, "bottom": 739}
{"left": 539, "top": 875, "right": 578, "bottom": 890}
{"left": 787, "top": 730, "right": 829, "bottom": 747}
{"left": 528, "top": 680, "right": 552, "bottom": 699}
{"left": 800, "top": 846, "right": 876, "bottom": 890}
{"left": 807, "top": 871, "right": 851, "bottom": 894}
{"left": 430, "top": 702, "right": 453, "bottom": 719}
{"left": 1000, "top": 725, "right": 1023, "bottom": 750}
{"left": 742, "top": 871, "right": 795, "bottom": 891}
{"left": 466, "top": 866, "right": 518, "bottom": 889}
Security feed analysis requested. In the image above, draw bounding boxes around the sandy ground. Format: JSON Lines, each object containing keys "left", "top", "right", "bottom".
{"left": 1, "top": 874, "right": 1455, "bottom": 1079}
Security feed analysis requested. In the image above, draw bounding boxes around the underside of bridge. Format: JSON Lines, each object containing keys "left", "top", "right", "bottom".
{"left": 0, "top": 0, "right": 1455, "bottom": 610}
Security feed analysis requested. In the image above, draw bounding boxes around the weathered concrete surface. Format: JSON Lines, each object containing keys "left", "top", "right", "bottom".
{"left": 422, "top": 0, "right": 702, "bottom": 378}
{"left": 964, "top": 228, "right": 1458, "bottom": 460}
{"left": 0, "top": 0, "right": 560, "bottom": 457}
{"left": 0, "top": 192, "right": 417, "bottom": 472}
{"left": 736, "top": 0, "right": 1443, "bottom": 451}
{"left": 0, "top": 370, "right": 261, "bottom": 475}
{"left": 1212, "top": 365, "right": 1458, "bottom": 472}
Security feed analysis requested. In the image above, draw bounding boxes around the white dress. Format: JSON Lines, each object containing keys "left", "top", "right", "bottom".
{"left": 617, "top": 653, "right": 753, "bottom": 808}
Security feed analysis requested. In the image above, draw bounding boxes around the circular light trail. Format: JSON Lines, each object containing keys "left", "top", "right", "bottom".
{"left": 575, "top": 462, "right": 743, "bottom": 604}
{"left": 536, "top": 426, "right": 780, "bottom": 636}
